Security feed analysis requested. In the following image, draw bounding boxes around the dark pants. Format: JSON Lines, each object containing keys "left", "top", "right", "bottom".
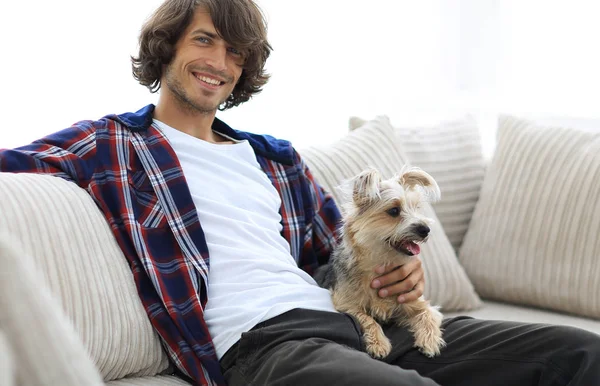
{"left": 220, "top": 308, "right": 600, "bottom": 386}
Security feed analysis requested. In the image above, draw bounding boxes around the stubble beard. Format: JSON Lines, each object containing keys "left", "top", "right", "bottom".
{"left": 164, "top": 65, "right": 228, "bottom": 115}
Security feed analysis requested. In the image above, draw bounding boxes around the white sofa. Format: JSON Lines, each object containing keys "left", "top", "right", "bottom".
{"left": 1, "top": 113, "right": 599, "bottom": 385}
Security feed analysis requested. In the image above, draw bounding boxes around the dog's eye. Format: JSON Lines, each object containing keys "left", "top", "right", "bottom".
{"left": 386, "top": 207, "right": 400, "bottom": 217}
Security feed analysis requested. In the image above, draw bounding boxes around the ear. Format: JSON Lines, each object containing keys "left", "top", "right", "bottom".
{"left": 398, "top": 167, "right": 441, "bottom": 202}
{"left": 352, "top": 168, "right": 382, "bottom": 207}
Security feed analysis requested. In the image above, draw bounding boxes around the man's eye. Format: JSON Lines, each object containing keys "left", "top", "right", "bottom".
{"left": 228, "top": 47, "right": 242, "bottom": 56}
{"left": 196, "top": 37, "right": 210, "bottom": 44}
{"left": 386, "top": 207, "right": 400, "bottom": 217}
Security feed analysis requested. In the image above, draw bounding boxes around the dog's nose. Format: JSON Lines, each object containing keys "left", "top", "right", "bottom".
{"left": 414, "top": 224, "right": 430, "bottom": 238}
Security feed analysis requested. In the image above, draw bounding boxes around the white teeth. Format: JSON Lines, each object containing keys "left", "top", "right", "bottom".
{"left": 196, "top": 74, "right": 221, "bottom": 85}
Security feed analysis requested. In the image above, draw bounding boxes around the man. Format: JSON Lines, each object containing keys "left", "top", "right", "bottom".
{"left": 0, "top": 0, "right": 598, "bottom": 385}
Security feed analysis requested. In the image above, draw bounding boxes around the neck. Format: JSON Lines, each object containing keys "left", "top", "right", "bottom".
{"left": 154, "top": 93, "right": 223, "bottom": 143}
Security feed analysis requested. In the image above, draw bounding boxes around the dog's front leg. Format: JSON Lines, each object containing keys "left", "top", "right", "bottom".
{"left": 332, "top": 291, "right": 392, "bottom": 358}
{"left": 347, "top": 309, "right": 392, "bottom": 359}
{"left": 398, "top": 299, "right": 445, "bottom": 358}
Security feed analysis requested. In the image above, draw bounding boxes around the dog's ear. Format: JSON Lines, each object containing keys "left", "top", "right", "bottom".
{"left": 398, "top": 167, "right": 441, "bottom": 202}
{"left": 352, "top": 168, "right": 382, "bottom": 207}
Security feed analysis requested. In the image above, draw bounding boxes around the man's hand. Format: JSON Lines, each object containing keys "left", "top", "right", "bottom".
{"left": 370, "top": 258, "right": 425, "bottom": 303}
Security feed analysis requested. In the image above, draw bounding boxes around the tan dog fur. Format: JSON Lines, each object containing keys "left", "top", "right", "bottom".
{"left": 321, "top": 167, "right": 445, "bottom": 359}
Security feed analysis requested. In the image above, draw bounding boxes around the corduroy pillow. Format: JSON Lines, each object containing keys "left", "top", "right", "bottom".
{"left": 299, "top": 118, "right": 481, "bottom": 311}
{"left": 459, "top": 115, "right": 600, "bottom": 319}
{"left": 0, "top": 173, "right": 170, "bottom": 381}
{"left": 349, "top": 115, "right": 486, "bottom": 253}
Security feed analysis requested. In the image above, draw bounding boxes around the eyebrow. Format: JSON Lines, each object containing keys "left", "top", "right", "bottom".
{"left": 190, "top": 29, "right": 220, "bottom": 40}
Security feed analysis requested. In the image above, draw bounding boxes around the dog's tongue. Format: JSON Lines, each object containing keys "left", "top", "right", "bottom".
{"left": 402, "top": 241, "right": 421, "bottom": 255}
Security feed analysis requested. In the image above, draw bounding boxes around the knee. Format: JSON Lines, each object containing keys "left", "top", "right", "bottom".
{"left": 552, "top": 325, "right": 600, "bottom": 349}
{"left": 575, "top": 328, "right": 600, "bottom": 357}
{"left": 548, "top": 325, "right": 600, "bottom": 370}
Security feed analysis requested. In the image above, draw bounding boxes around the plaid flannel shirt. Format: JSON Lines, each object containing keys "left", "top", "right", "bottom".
{"left": 0, "top": 104, "right": 341, "bottom": 385}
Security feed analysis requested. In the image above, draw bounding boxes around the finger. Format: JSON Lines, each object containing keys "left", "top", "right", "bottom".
{"left": 371, "top": 262, "right": 403, "bottom": 288}
{"left": 397, "top": 280, "right": 424, "bottom": 304}
{"left": 372, "top": 258, "right": 422, "bottom": 289}
{"left": 377, "top": 268, "right": 424, "bottom": 298}
{"left": 374, "top": 261, "right": 402, "bottom": 275}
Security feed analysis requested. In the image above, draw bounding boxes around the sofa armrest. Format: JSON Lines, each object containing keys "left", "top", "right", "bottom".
{"left": 0, "top": 234, "right": 104, "bottom": 386}
{"left": 0, "top": 330, "right": 14, "bottom": 386}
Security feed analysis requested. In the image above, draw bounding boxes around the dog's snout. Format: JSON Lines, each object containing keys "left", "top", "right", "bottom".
{"left": 414, "top": 224, "right": 430, "bottom": 238}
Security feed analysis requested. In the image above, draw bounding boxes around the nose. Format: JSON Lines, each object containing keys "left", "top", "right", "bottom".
{"left": 205, "top": 45, "right": 228, "bottom": 71}
{"left": 414, "top": 224, "right": 430, "bottom": 238}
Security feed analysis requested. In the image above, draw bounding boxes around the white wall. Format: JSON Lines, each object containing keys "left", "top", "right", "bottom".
{"left": 494, "top": 1, "right": 600, "bottom": 116}
{"left": 0, "top": 0, "right": 163, "bottom": 148}
{"left": 1, "top": 1, "right": 599, "bottom": 154}
{"left": 219, "top": 0, "right": 468, "bottom": 148}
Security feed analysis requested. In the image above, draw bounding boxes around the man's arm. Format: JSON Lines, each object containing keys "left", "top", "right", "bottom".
{"left": 0, "top": 121, "right": 98, "bottom": 187}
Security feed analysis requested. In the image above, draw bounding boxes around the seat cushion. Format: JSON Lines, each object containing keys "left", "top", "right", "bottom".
{"left": 106, "top": 375, "right": 192, "bottom": 385}
{"left": 446, "top": 301, "right": 600, "bottom": 336}
{"left": 0, "top": 173, "right": 170, "bottom": 381}
{"left": 300, "top": 117, "right": 482, "bottom": 312}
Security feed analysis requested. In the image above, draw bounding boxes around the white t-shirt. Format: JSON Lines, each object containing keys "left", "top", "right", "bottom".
{"left": 154, "top": 120, "right": 337, "bottom": 359}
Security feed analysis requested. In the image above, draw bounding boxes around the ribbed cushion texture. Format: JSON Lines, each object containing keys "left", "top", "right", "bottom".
{"left": 299, "top": 119, "right": 482, "bottom": 311}
{"left": 0, "top": 234, "right": 104, "bottom": 385}
{"left": 106, "top": 375, "right": 193, "bottom": 385}
{"left": 349, "top": 115, "right": 486, "bottom": 253}
{"left": 0, "top": 173, "right": 170, "bottom": 381}
{"left": 459, "top": 115, "right": 600, "bottom": 319}
{"left": 0, "top": 330, "right": 15, "bottom": 386}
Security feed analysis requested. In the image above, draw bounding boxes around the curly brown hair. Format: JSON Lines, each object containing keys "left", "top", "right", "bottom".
{"left": 131, "top": 0, "right": 272, "bottom": 110}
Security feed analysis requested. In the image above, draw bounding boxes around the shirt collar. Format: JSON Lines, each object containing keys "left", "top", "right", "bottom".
{"left": 107, "top": 104, "right": 295, "bottom": 166}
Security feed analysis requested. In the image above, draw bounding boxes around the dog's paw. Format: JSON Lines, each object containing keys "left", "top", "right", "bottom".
{"left": 413, "top": 322, "right": 445, "bottom": 358}
{"left": 366, "top": 336, "right": 392, "bottom": 359}
{"left": 364, "top": 327, "right": 392, "bottom": 359}
{"left": 414, "top": 308, "right": 445, "bottom": 357}
{"left": 415, "top": 336, "right": 446, "bottom": 358}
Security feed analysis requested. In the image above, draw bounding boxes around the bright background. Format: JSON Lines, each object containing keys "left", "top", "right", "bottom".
{"left": 2, "top": 0, "right": 600, "bottom": 158}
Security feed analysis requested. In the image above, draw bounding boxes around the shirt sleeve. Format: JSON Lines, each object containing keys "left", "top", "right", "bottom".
{"left": 0, "top": 121, "right": 98, "bottom": 188}
{"left": 294, "top": 151, "right": 342, "bottom": 275}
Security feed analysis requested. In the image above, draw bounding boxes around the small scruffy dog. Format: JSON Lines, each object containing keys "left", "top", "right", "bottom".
{"left": 317, "top": 167, "right": 445, "bottom": 359}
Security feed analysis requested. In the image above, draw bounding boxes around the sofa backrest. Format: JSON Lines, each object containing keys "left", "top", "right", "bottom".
{"left": 0, "top": 173, "right": 170, "bottom": 381}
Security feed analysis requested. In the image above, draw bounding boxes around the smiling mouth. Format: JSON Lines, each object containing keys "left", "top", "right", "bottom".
{"left": 193, "top": 73, "right": 225, "bottom": 86}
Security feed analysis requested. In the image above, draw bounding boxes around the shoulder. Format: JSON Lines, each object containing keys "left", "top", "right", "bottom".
{"left": 22, "top": 119, "right": 106, "bottom": 151}
{"left": 213, "top": 117, "right": 296, "bottom": 165}
{"left": 245, "top": 131, "right": 297, "bottom": 165}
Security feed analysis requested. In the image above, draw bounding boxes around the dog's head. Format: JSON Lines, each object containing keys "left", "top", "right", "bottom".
{"left": 341, "top": 166, "right": 440, "bottom": 257}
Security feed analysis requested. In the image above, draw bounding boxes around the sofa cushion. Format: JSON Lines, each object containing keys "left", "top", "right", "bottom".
{"left": 0, "top": 331, "right": 15, "bottom": 386}
{"left": 459, "top": 115, "right": 600, "bottom": 319}
{"left": 0, "top": 173, "right": 170, "bottom": 381}
{"left": 0, "top": 234, "right": 104, "bottom": 385}
{"left": 299, "top": 117, "right": 482, "bottom": 312}
{"left": 446, "top": 301, "right": 600, "bottom": 336}
{"left": 349, "top": 115, "right": 486, "bottom": 253}
{"left": 107, "top": 375, "right": 192, "bottom": 385}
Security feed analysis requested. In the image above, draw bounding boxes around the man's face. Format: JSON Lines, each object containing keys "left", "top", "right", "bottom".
{"left": 162, "top": 8, "right": 245, "bottom": 114}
